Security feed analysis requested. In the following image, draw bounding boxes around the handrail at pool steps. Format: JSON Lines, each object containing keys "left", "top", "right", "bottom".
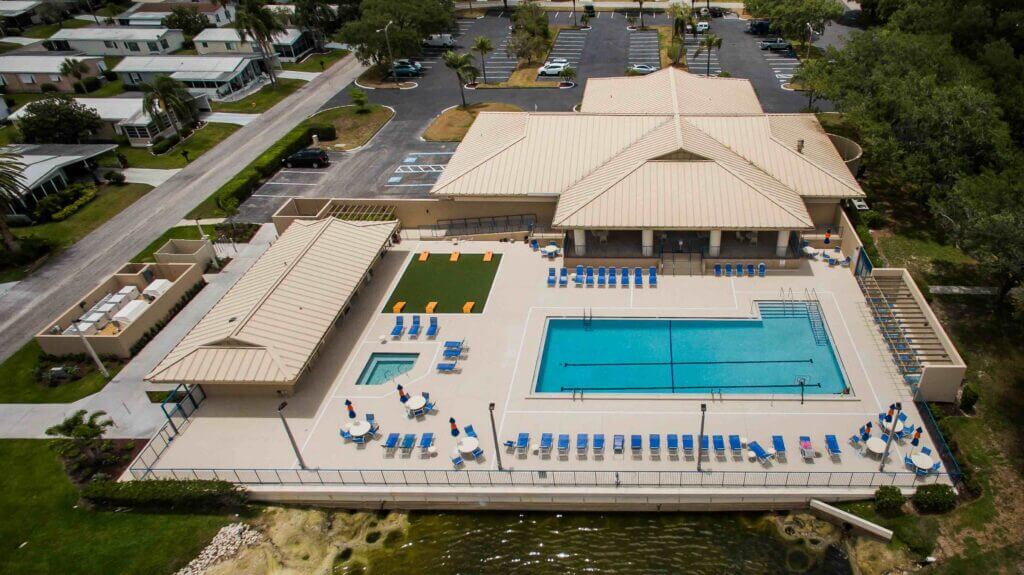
{"left": 127, "top": 465, "right": 956, "bottom": 489}
{"left": 128, "top": 384, "right": 207, "bottom": 479}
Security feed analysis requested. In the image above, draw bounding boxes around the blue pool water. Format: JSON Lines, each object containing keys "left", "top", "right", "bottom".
{"left": 535, "top": 304, "right": 848, "bottom": 395}
{"left": 357, "top": 353, "right": 419, "bottom": 385}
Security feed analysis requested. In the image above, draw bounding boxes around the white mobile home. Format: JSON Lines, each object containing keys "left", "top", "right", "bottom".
{"left": 117, "top": 2, "right": 231, "bottom": 27}
{"left": 114, "top": 55, "right": 263, "bottom": 100}
{"left": 46, "top": 27, "right": 185, "bottom": 56}
{"left": 193, "top": 27, "right": 313, "bottom": 63}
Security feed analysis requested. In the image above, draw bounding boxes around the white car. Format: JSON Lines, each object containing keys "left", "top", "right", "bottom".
{"left": 696, "top": 21, "right": 710, "bottom": 33}
{"left": 539, "top": 61, "right": 571, "bottom": 76}
{"left": 423, "top": 34, "right": 455, "bottom": 48}
{"left": 627, "top": 64, "right": 658, "bottom": 75}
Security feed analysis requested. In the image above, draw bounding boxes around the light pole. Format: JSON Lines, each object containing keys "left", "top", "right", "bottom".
{"left": 376, "top": 21, "right": 396, "bottom": 84}
{"left": 75, "top": 320, "right": 109, "bottom": 378}
{"left": 805, "top": 22, "right": 815, "bottom": 60}
{"left": 696, "top": 403, "right": 707, "bottom": 472}
{"left": 277, "top": 402, "right": 308, "bottom": 470}
{"left": 488, "top": 402, "right": 503, "bottom": 471}
{"left": 879, "top": 402, "right": 901, "bottom": 472}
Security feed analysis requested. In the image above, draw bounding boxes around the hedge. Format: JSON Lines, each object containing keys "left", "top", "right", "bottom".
{"left": 51, "top": 188, "right": 97, "bottom": 221}
{"left": 912, "top": 484, "right": 956, "bottom": 514}
{"left": 874, "top": 485, "right": 905, "bottom": 516}
{"left": 151, "top": 134, "right": 180, "bottom": 155}
{"left": 81, "top": 479, "right": 247, "bottom": 510}
{"left": 82, "top": 76, "right": 102, "bottom": 92}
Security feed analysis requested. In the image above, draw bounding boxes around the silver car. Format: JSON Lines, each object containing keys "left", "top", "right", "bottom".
{"left": 627, "top": 64, "right": 658, "bottom": 75}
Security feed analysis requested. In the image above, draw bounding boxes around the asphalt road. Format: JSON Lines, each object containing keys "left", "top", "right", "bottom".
{"left": 0, "top": 57, "right": 367, "bottom": 364}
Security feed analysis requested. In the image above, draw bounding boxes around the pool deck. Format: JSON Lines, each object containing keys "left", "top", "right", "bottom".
{"left": 139, "top": 240, "right": 951, "bottom": 507}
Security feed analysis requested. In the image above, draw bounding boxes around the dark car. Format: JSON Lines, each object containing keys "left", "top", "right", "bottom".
{"left": 284, "top": 148, "right": 329, "bottom": 168}
{"left": 708, "top": 6, "right": 724, "bottom": 17}
{"left": 392, "top": 62, "right": 422, "bottom": 77}
{"left": 745, "top": 19, "right": 772, "bottom": 35}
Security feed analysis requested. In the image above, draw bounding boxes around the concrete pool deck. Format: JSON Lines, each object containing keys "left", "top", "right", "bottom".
{"left": 135, "top": 240, "right": 951, "bottom": 507}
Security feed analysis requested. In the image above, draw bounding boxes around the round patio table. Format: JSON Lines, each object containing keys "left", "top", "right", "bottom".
{"left": 405, "top": 395, "right": 427, "bottom": 411}
{"left": 879, "top": 418, "right": 897, "bottom": 433}
{"left": 541, "top": 245, "right": 559, "bottom": 256}
{"left": 865, "top": 437, "right": 886, "bottom": 455}
{"left": 348, "top": 420, "right": 371, "bottom": 438}
{"left": 912, "top": 453, "right": 934, "bottom": 471}
{"left": 457, "top": 437, "right": 480, "bottom": 455}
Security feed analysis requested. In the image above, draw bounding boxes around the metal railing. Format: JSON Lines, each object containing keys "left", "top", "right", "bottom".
{"left": 417, "top": 214, "right": 540, "bottom": 239}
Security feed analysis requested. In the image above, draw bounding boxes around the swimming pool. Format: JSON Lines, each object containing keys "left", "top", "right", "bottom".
{"left": 357, "top": 353, "right": 419, "bottom": 386}
{"left": 534, "top": 303, "right": 848, "bottom": 395}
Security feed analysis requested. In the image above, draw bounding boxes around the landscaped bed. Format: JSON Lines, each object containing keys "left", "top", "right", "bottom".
{"left": 98, "top": 122, "right": 241, "bottom": 170}
{"left": 0, "top": 341, "right": 121, "bottom": 403}
{"left": 422, "top": 102, "right": 523, "bottom": 141}
{"left": 133, "top": 222, "right": 260, "bottom": 263}
{"left": 13, "top": 183, "right": 152, "bottom": 250}
{"left": 356, "top": 65, "right": 417, "bottom": 89}
{"left": 308, "top": 104, "right": 394, "bottom": 150}
{"left": 283, "top": 49, "right": 350, "bottom": 72}
{"left": 211, "top": 78, "right": 305, "bottom": 113}
{"left": 383, "top": 253, "right": 501, "bottom": 314}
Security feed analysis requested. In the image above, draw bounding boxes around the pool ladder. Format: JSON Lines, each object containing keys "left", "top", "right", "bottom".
{"left": 582, "top": 308, "right": 593, "bottom": 330}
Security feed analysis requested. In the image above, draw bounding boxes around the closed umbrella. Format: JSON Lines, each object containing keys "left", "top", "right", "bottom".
{"left": 450, "top": 417, "right": 460, "bottom": 437}
{"left": 397, "top": 384, "right": 408, "bottom": 403}
{"left": 345, "top": 399, "right": 356, "bottom": 419}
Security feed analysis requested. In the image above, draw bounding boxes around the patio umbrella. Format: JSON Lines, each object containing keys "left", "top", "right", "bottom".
{"left": 345, "top": 399, "right": 356, "bottom": 419}
{"left": 397, "top": 384, "right": 408, "bottom": 403}
{"left": 449, "top": 417, "right": 460, "bottom": 437}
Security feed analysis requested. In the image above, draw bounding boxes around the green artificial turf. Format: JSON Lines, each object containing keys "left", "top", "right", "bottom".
{"left": 383, "top": 253, "right": 501, "bottom": 314}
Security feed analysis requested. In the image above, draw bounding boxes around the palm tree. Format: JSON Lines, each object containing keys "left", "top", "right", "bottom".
{"left": 0, "top": 152, "right": 26, "bottom": 253}
{"left": 141, "top": 76, "right": 193, "bottom": 139}
{"left": 293, "top": 0, "right": 334, "bottom": 52}
{"left": 235, "top": 0, "right": 286, "bottom": 86}
{"left": 472, "top": 36, "right": 493, "bottom": 84}
{"left": 59, "top": 58, "right": 89, "bottom": 83}
{"left": 559, "top": 65, "right": 576, "bottom": 86}
{"left": 694, "top": 33, "right": 722, "bottom": 77}
{"left": 443, "top": 51, "right": 474, "bottom": 108}
{"left": 637, "top": 0, "right": 646, "bottom": 29}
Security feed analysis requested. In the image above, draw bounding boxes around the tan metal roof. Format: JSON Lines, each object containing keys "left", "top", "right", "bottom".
{"left": 147, "top": 218, "right": 397, "bottom": 386}
{"left": 580, "top": 67, "right": 764, "bottom": 115}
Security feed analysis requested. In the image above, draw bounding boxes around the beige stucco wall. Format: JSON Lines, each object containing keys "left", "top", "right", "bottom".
{"left": 154, "top": 238, "right": 216, "bottom": 269}
{"left": 805, "top": 200, "right": 841, "bottom": 229}
{"left": 36, "top": 262, "right": 204, "bottom": 358}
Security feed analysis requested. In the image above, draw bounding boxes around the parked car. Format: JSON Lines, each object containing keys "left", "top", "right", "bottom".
{"left": 391, "top": 61, "right": 422, "bottom": 77}
{"left": 745, "top": 19, "right": 772, "bottom": 35}
{"left": 423, "top": 34, "right": 455, "bottom": 48}
{"left": 539, "top": 60, "right": 570, "bottom": 76}
{"left": 695, "top": 21, "right": 710, "bottom": 33}
{"left": 394, "top": 58, "right": 422, "bottom": 71}
{"left": 583, "top": 1, "right": 595, "bottom": 16}
{"left": 627, "top": 64, "right": 658, "bottom": 75}
{"left": 758, "top": 38, "right": 793, "bottom": 51}
{"left": 699, "top": 7, "right": 710, "bottom": 18}
{"left": 284, "top": 148, "right": 329, "bottom": 168}
{"left": 708, "top": 6, "right": 725, "bottom": 17}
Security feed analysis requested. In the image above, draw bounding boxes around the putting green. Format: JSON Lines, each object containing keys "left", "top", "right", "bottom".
{"left": 383, "top": 253, "right": 501, "bottom": 314}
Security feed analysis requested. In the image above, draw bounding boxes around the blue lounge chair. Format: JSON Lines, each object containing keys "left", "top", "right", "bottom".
{"left": 714, "top": 264, "right": 722, "bottom": 277}
{"left": 409, "top": 315, "right": 420, "bottom": 336}
{"left": 585, "top": 267, "right": 595, "bottom": 286}
{"left": 682, "top": 434, "right": 694, "bottom": 454}
{"left": 391, "top": 316, "right": 404, "bottom": 337}
{"left": 772, "top": 435, "right": 786, "bottom": 457}
{"left": 516, "top": 433, "right": 529, "bottom": 451}
{"left": 444, "top": 340, "right": 463, "bottom": 349}
{"left": 426, "top": 316, "right": 438, "bottom": 337}
{"left": 540, "top": 433, "right": 553, "bottom": 452}
{"left": 593, "top": 434, "right": 605, "bottom": 453}
{"left": 608, "top": 267, "right": 617, "bottom": 286}
{"left": 758, "top": 263, "right": 766, "bottom": 276}
{"left": 735, "top": 264, "right": 744, "bottom": 277}
{"left": 340, "top": 428, "right": 353, "bottom": 441}
{"left": 559, "top": 267, "right": 568, "bottom": 286}
{"left": 383, "top": 432, "right": 400, "bottom": 450}
{"left": 471, "top": 446, "right": 484, "bottom": 459}
{"left": 597, "top": 267, "right": 606, "bottom": 286}
{"left": 400, "top": 434, "right": 416, "bottom": 452}
{"left": 728, "top": 435, "right": 742, "bottom": 452}
{"left": 547, "top": 267, "right": 556, "bottom": 286}
{"left": 825, "top": 435, "right": 841, "bottom": 458}
{"left": 666, "top": 434, "right": 679, "bottom": 453}
{"left": 613, "top": 434, "right": 625, "bottom": 453}
{"left": 745, "top": 264, "right": 753, "bottom": 276}
{"left": 531, "top": 239, "right": 539, "bottom": 251}
{"left": 713, "top": 435, "right": 725, "bottom": 454}
{"left": 558, "top": 434, "right": 570, "bottom": 453}
{"left": 437, "top": 362, "right": 457, "bottom": 372}
{"left": 419, "top": 433, "right": 434, "bottom": 451}
{"left": 621, "top": 267, "right": 629, "bottom": 285}
{"left": 648, "top": 266, "right": 657, "bottom": 286}
{"left": 700, "top": 435, "right": 710, "bottom": 453}
{"left": 725, "top": 264, "right": 733, "bottom": 276}
{"left": 443, "top": 348, "right": 461, "bottom": 358}
{"left": 748, "top": 440, "right": 772, "bottom": 462}
{"left": 452, "top": 454, "right": 464, "bottom": 467}
{"left": 633, "top": 267, "right": 643, "bottom": 286}
{"left": 649, "top": 434, "right": 660, "bottom": 453}
{"left": 630, "top": 434, "right": 642, "bottom": 452}
{"left": 574, "top": 264, "right": 584, "bottom": 286}
{"left": 464, "top": 424, "right": 477, "bottom": 438}
{"left": 576, "top": 433, "right": 588, "bottom": 453}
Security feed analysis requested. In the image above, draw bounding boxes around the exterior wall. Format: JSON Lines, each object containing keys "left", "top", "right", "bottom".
{"left": 36, "top": 262, "right": 203, "bottom": 358}
{"left": 805, "top": 200, "right": 840, "bottom": 229}
{"left": 61, "top": 32, "right": 184, "bottom": 56}
{"left": 826, "top": 133, "right": 863, "bottom": 176}
{"left": 195, "top": 39, "right": 260, "bottom": 56}
{"left": 0, "top": 59, "right": 103, "bottom": 92}
{"left": 119, "top": 60, "right": 260, "bottom": 100}
{"left": 153, "top": 238, "right": 216, "bottom": 268}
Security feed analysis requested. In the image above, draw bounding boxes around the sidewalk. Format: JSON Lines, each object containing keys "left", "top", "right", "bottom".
{"left": 200, "top": 111, "right": 260, "bottom": 126}
{"left": 279, "top": 70, "right": 321, "bottom": 81}
{"left": 0, "top": 224, "right": 277, "bottom": 439}
{"left": 121, "top": 168, "right": 181, "bottom": 187}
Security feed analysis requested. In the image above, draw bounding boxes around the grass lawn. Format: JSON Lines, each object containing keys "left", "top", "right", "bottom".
{"left": 100, "top": 123, "right": 241, "bottom": 170}
{"left": 211, "top": 78, "right": 305, "bottom": 113}
{"left": 6, "top": 92, "right": 53, "bottom": 112}
{"left": 87, "top": 78, "right": 124, "bottom": 97}
{"left": 309, "top": 104, "right": 394, "bottom": 150}
{"left": 172, "top": 47, "right": 198, "bottom": 55}
{"left": 283, "top": 49, "right": 349, "bottom": 72}
{"left": 23, "top": 19, "right": 90, "bottom": 39}
{"left": 132, "top": 225, "right": 214, "bottom": 262}
{"left": 0, "top": 41, "right": 18, "bottom": 53}
{"left": 383, "top": 253, "right": 501, "bottom": 314}
{"left": 0, "top": 125, "right": 18, "bottom": 145}
{"left": 0, "top": 439, "right": 234, "bottom": 575}
{"left": 422, "top": 102, "right": 522, "bottom": 141}
{"left": 13, "top": 184, "right": 152, "bottom": 250}
{"left": 0, "top": 341, "right": 116, "bottom": 403}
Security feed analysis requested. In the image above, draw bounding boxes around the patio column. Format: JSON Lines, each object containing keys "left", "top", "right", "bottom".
{"left": 641, "top": 229, "right": 653, "bottom": 257}
{"left": 708, "top": 230, "right": 721, "bottom": 257}
{"left": 776, "top": 230, "right": 790, "bottom": 257}
{"left": 573, "top": 229, "right": 586, "bottom": 256}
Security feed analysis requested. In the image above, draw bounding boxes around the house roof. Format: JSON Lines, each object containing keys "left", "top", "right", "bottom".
{"left": 133, "top": 2, "right": 221, "bottom": 12}
{"left": 580, "top": 67, "right": 764, "bottom": 115}
{"left": 114, "top": 55, "right": 252, "bottom": 81}
{"left": 147, "top": 218, "right": 397, "bottom": 386}
{"left": 3, "top": 143, "right": 118, "bottom": 189}
{"left": 49, "top": 27, "right": 175, "bottom": 41}
{"left": 0, "top": 1, "right": 42, "bottom": 17}
{"left": 9, "top": 97, "right": 145, "bottom": 123}
{"left": 0, "top": 55, "right": 100, "bottom": 74}
{"left": 194, "top": 27, "right": 303, "bottom": 44}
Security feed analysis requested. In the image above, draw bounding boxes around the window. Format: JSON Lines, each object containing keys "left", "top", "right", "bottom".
{"left": 104, "top": 40, "right": 116, "bottom": 48}
{"left": 225, "top": 42, "right": 234, "bottom": 50}
{"left": 160, "top": 38, "right": 169, "bottom": 49}
{"left": 214, "top": 14, "right": 221, "bottom": 22}
{"left": 199, "top": 41, "right": 208, "bottom": 48}
{"left": 126, "top": 42, "right": 140, "bottom": 52}
{"left": 50, "top": 75, "right": 60, "bottom": 82}
{"left": 18, "top": 74, "right": 34, "bottom": 84}
{"left": 147, "top": 41, "right": 158, "bottom": 51}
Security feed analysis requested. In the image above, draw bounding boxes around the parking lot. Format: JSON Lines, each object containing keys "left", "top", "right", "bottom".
{"left": 537, "top": 28, "right": 589, "bottom": 81}
{"left": 385, "top": 151, "right": 453, "bottom": 188}
{"left": 629, "top": 29, "right": 660, "bottom": 70}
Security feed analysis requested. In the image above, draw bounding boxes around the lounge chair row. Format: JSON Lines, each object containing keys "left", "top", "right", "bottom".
{"left": 391, "top": 315, "right": 439, "bottom": 338}
{"left": 436, "top": 339, "right": 465, "bottom": 372}
{"left": 547, "top": 265, "right": 657, "bottom": 287}
{"left": 502, "top": 433, "right": 842, "bottom": 461}
{"left": 713, "top": 263, "right": 767, "bottom": 277}
{"left": 383, "top": 431, "right": 432, "bottom": 454}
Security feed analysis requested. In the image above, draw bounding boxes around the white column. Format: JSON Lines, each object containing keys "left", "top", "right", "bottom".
{"left": 708, "top": 230, "right": 721, "bottom": 257}
{"left": 776, "top": 230, "right": 790, "bottom": 257}
{"left": 573, "top": 228, "right": 587, "bottom": 256}
{"left": 641, "top": 229, "right": 653, "bottom": 257}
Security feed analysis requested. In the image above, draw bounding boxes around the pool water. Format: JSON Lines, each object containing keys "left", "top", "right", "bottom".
{"left": 356, "top": 353, "right": 419, "bottom": 385}
{"left": 535, "top": 303, "right": 848, "bottom": 395}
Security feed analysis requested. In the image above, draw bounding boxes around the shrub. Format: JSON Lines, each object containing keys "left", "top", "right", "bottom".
{"left": 82, "top": 76, "right": 102, "bottom": 93}
{"left": 73, "top": 81, "right": 86, "bottom": 94}
{"left": 33, "top": 183, "right": 93, "bottom": 222}
{"left": 874, "top": 485, "right": 905, "bottom": 516}
{"left": 151, "top": 134, "right": 180, "bottom": 154}
{"left": 103, "top": 69, "right": 117, "bottom": 81}
{"left": 81, "top": 479, "right": 247, "bottom": 510}
{"left": 51, "top": 187, "right": 97, "bottom": 221}
{"left": 959, "top": 382, "right": 979, "bottom": 412}
{"left": 39, "top": 83, "right": 59, "bottom": 93}
{"left": 0, "top": 236, "right": 52, "bottom": 269}
{"left": 860, "top": 209, "right": 887, "bottom": 229}
{"left": 104, "top": 171, "right": 126, "bottom": 185}
{"left": 912, "top": 484, "right": 957, "bottom": 514}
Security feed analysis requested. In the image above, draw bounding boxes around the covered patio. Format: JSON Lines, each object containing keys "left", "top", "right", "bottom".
{"left": 565, "top": 228, "right": 800, "bottom": 259}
